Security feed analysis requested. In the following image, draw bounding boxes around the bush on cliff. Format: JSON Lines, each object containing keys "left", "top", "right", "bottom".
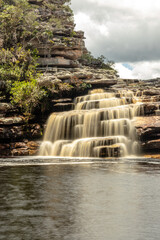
{"left": 0, "top": 47, "right": 38, "bottom": 82}
{"left": 79, "top": 52, "right": 116, "bottom": 70}
{"left": 0, "top": 0, "right": 48, "bottom": 119}
{"left": 10, "top": 79, "right": 47, "bottom": 121}
{"left": 0, "top": 0, "right": 38, "bottom": 48}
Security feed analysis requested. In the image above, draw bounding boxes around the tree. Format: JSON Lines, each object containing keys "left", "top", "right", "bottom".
{"left": 0, "top": 0, "right": 38, "bottom": 48}
{"left": 0, "top": 0, "right": 46, "bottom": 120}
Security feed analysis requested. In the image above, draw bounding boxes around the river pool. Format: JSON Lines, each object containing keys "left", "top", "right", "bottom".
{"left": 0, "top": 157, "right": 160, "bottom": 240}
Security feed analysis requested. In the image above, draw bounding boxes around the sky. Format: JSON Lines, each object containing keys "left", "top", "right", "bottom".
{"left": 71, "top": 0, "right": 160, "bottom": 79}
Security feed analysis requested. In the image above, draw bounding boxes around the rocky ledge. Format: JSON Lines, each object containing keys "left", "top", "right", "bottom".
{"left": 135, "top": 116, "right": 160, "bottom": 152}
{"left": 38, "top": 66, "right": 118, "bottom": 92}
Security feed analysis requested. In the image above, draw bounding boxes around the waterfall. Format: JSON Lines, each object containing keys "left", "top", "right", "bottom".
{"left": 39, "top": 89, "right": 144, "bottom": 158}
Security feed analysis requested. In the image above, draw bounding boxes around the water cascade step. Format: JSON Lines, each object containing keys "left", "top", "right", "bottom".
{"left": 39, "top": 89, "right": 144, "bottom": 158}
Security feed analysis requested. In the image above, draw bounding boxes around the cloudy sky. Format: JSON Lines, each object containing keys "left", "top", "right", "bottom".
{"left": 71, "top": 0, "right": 160, "bottom": 79}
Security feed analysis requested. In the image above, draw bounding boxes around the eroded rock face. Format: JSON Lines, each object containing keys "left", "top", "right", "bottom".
{"left": 135, "top": 116, "right": 160, "bottom": 153}
{"left": 0, "top": 117, "right": 23, "bottom": 125}
{"left": 0, "top": 0, "right": 86, "bottom": 69}
{"left": 0, "top": 123, "right": 42, "bottom": 141}
{"left": 27, "top": 0, "right": 86, "bottom": 68}
{"left": 38, "top": 67, "right": 118, "bottom": 91}
{"left": 0, "top": 103, "right": 13, "bottom": 113}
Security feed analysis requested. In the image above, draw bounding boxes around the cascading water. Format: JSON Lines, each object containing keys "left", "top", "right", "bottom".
{"left": 39, "top": 89, "right": 144, "bottom": 158}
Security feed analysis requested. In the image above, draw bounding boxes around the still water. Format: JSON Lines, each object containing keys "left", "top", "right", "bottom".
{"left": 0, "top": 157, "right": 160, "bottom": 240}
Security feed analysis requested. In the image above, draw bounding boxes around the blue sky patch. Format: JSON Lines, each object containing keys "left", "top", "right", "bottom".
{"left": 122, "top": 63, "right": 133, "bottom": 71}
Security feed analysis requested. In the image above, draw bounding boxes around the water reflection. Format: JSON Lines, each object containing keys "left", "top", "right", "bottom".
{"left": 0, "top": 160, "right": 160, "bottom": 240}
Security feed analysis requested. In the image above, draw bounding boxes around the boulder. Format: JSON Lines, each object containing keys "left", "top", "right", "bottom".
{"left": 0, "top": 103, "right": 13, "bottom": 113}
{"left": 135, "top": 116, "right": 160, "bottom": 153}
{"left": 135, "top": 116, "right": 160, "bottom": 131}
{"left": 0, "top": 123, "right": 42, "bottom": 140}
{"left": 143, "top": 90, "right": 160, "bottom": 96}
{"left": 143, "top": 103, "right": 158, "bottom": 115}
{"left": 142, "top": 139, "right": 160, "bottom": 151}
{"left": 94, "top": 144, "right": 122, "bottom": 158}
{"left": 0, "top": 117, "right": 23, "bottom": 125}
{"left": 156, "top": 110, "right": 160, "bottom": 116}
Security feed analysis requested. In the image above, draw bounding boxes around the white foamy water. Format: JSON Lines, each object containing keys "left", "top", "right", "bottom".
{"left": 39, "top": 89, "right": 144, "bottom": 158}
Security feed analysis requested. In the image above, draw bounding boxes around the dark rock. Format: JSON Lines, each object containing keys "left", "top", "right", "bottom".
{"left": 142, "top": 139, "right": 160, "bottom": 151}
{"left": 0, "top": 123, "right": 42, "bottom": 141}
{"left": 27, "top": 141, "right": 39, "bottom": 150}
{"left": 143, "top": 103, "right": 158, "bottom": 115}
{"left": 52, "top": 98, "right": 72, "bottom": 103}
{"left": 53, "top": 103, "right": 74, "bottom": 111}
{"left": 85, "top": 79, "right": 117, "bottom": 87}
{"left": 37, "top": 57, "right": 79, "bottom": 68}
{"left": 156, "top": 110, "right": 160, "bottom": 116}
{"left": 143, "top": 90, "right": 160, "bottom": 96}
{"left": 14, "top": 142, "right": 27, "bottom": 148}
{"left": 11, "top": 148, "right": 29, "bottom": 156}
{"left": 0, "top": 117, "right": 23, "bottom": 125}
{"left": 135, "top": 116, "right": 160, "bottom": 153}
{"left": 0, "top": 140, "right": 40, "bottom": 157}
{"left": 94, "top": 144, "right": 121, "bottom": 158}
{"left": 0, "top": 103, "right": 13, "bottom": 113}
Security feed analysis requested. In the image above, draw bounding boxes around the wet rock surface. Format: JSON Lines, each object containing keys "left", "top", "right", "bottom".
{"left": 135, "top": 116, "right": 160, "bottom": 153}
{"left": 0, "top": 141, "right": 40, "bottom": 157}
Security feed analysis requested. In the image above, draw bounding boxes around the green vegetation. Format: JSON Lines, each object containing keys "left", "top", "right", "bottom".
{"left": 0, "top": 46, "right": 47, "bottom": 120}
{"left": 79, "top": 52, "right": 115, "bottom": 70}
{"left": 0, "top": 0, "right": 38, "bottom": 48}
{"left": 0, "top": 0, "right": 47, "bottom": 120}
{"left": 0, "top": 47, "right": 38, "bottom": 81}
{"left": 10, "top": 79, "right": 46, "bottom": 121}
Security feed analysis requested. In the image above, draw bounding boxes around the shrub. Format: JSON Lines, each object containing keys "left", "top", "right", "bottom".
{"left": 0, "top": 0, "right": 38, "bottom": 48}
{"left": 10, "top": 79, "right": 47, "bottom": 121}
{"left": 79, "top": 52, "right": 115, "bottom": 70}
{"left": 0, "top": 47, "right": 38, "bottom": 81}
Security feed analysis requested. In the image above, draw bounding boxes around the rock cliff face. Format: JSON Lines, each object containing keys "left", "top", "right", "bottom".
{"left": 28, "top": 0, "right": 86, "bottom": 68}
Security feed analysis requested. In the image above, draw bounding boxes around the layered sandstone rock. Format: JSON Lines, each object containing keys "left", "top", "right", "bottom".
{"left": 135, "top": 116, "right": 160, "bottom": 153}
{"left": 27, "top": 0, "right": 86, "bottom": 68}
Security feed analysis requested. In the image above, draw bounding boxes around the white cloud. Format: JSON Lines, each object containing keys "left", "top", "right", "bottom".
{"left": 115, "top": 61, "right": 160, "bottom": 79}
{"left": 71, "top": 0, "right": 160, "bottom": 79}
{"left": 115, "top": 63, "right": 133, "bottom": 79}
{"left": 131, "top": 61, "right": 160, "bottom": 79}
